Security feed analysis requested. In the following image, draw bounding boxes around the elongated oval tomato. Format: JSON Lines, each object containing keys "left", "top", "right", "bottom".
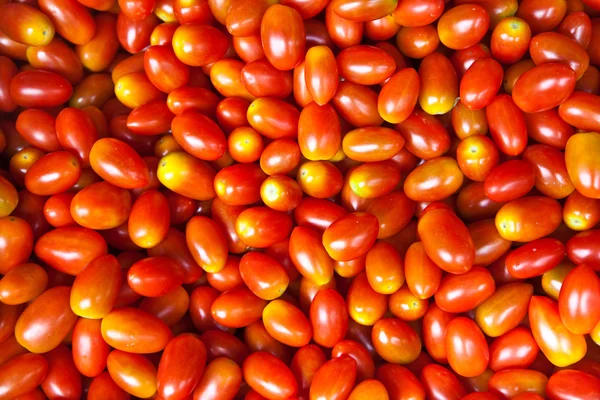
{"left": 305, "top": 45, "right": 338, "bottom": 105}
{"left": 239, "top": 252, "right": 289, "bottom": 300}
{"left": 241, "top": 58, "right": 293, "bottom": 99}
{"left": 446, "top": 317, "right": 490, "bottom": 378}
{"left": 15, "top": 286, "right": 78, "bottom": 353}
{"left": 418, "top": 52, "right": 458, "bottom": 115}
{"left": 558, "top": 264, "right": 600, "bottom": 335}
{"left": 565, "top": 132, "right": 600, "bottom": 199}
{"left": 235, "top": 207, "right": 293, "bottom": 248}
{"left": 298, "top": 102, "right": 341, "bottom": 161}
{"left": 90, "top": 138, "right": 149, "bottom": 189}
{"left": 290, "top": 226, "right": 334, "bottom": 285}
{"left": 157, "top": 152, "right": 216, "bottom": 200}
{"left": 435, "top": 266, "right": 495, "bottom": 313}
{"left": 192, "top": 356, "right": 243, "bottom": 400}
{"left": 71, "top": 181, "right": 132, "bottom": 230}
{"left": 437, "top": 4, "right": 490, "bottom": 50}
{"left": 522, "top": 144, "right": 575, "bottom": 199}
{"left": 0, "top": 4, "right": 55, "bottom": 46}
{"left": 0, "top": 263, "right": 47, "bottom": 306}
{"left": 418, "top": 208, "right": 475, "bottom": 274}
{"left": 488, "top": 369, "right": 548, "bottom": 399}
{"left": 347, "top": 272, "right": 387, "bottom": 326}
{"left": 172, "top": 24, "right": 228, "bottom": 67}
{"left": 38, "top": 0, "right": 96, "bottom": 45}
{"left": 127, "top": 256, "right": 184, "bottom": 297}
{"left": 261, "top": 5, "right": 305, "bottom": 71}
{"left": 72, "top": 318, "right": 110, "bottom": 378}
{"left": 70, "top": 254, "right": 121, "bottom": 318}
{"left": 475, "top": 283, "right": 534, "bottom": 338}
{"left": 322, "top": 212, "right": 379, "bottom": 262}
{"left": 310, "top": 355, "right": 357, "bottom": 400}
{"left": 157, "top": 334, "right": 207, "bottom": 400}
{"left": 262, "top": 300, "right": 312, "bottom": 347}
{"left": 489, "top": 326, "right": 539, "bottom": 371}
{"left": 101, "top": 307, "right": 172, "bottom": 353}
{"left": 35, "top": 226, "right": 108, "bottom": 276}
{"left": 495, "top": 196, "right": 562, "bottom": 242}
{"left": 486, "top": 94, "right": 528, "bottom": 156}
{"left": 530, "top": 32, "right": 590, "bottom": 80}
{"left": 0, "top": 353, "right": 49, "bottom": 400}
{"left": 243, "top": 352, "right": 298, "bottom": 400}
{"left": 546, "top": 369, "right": 600, "bottom": 400}
{"left": 24, "top": 151, "right": 81, "bottom": 196}
{"left": 512, "top": 63, "right": 576, "bottom": 113}
{"left": 338, "top": 45, "right": 396, "bottom": 86}
{"left": 404, "top": 157, "right": 464, "bottom": 202}
{"left": 10, "top": 70, "right": 73, "bottom": 108}
{"left": 505, "top": 238, "right": 565, "bottom": 279}
{"left": 420, "top": 364, "right": 467, "bottom": 400}
{"left": 106, "top": 350, "right": 157, "bottom": 399}
{"left": 460, "top": 58, "right": 504, "bottom": 110}
{"left": 310, "top": 289, "right": 348, "bottom": 348}
{"left": 529, "top": 296, "right": 586, "bottom": 367}
{"left": 211, "top": 287, "right": 267, "bottom": 328}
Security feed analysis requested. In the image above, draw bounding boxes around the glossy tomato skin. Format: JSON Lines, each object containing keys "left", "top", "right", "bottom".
{"left": 15, "top": 286, "right": 78, "bottom": 353}
{"left": 76, "top": 13, "right": 119, "bottom": 73}
{"left": 70, "top": 254, "right": 122, "bottom": 318}
{"left": 565, "top": 132, "right": 600, "bottom": 199}
{"left": 106, "top": 350, "right": 157, "bottom": 399}
{"left": 515, "top": 0, "right": 566, "bottom": 33}
{"left": 127, "top": 256, "right": 184, "bottom": 297}
{"left": 495, "top": 196, "right": 562, "bottom": 242}
{"left": 489, "top": 326, "right": 539, "bottom": 371}
{"left": 395, "top": 109, "right": 450, "bottom": 160}
{"left": 488, "top": 369, "right": 548, "bottom": 399}
{"left": 558, "top": 92, "right": 600, "bottom": 132}
{"left": 437, "top": 4, "right": 490, "bottom": 50}
{"left": 325, "top": 3, "right": 363, "bottom": 49}
{"left": 24, "top": 151, "right": 81, "bottom": 196}
{"left": 298, "top": 103, "right": 341, "bottom": 161}
{"left": 546, "top": 369, "right": 600, "bottom": 400}
{"left": 372, "top": 318, "right": 421, "bottom": 365}
{"left": 102, "top": 307, "right": 172, "bottom": 354}
{"left": 378, "top": 68, "right": 419, "bottom": 124}
{"left": 290, "top": 226, "right": 335, "bottom": 285}
{"left": 310, "top": 355, "right": 357, "bottom": 400}
{"left": 491, "top": 16, "right": 532, "bottom": 64}
{"left": 338, "top": 45, "right": 396, "bottom": 86}
{"left": 0, "top": 353, "right": 49, "bottom": 400}
{"left": 262, "top": 299, "right": 312, "bottom": 347}
{"left": 38, "top": 0, "right": 96, "bottom": 45}
{"left": 418, "top": 208, "right": 475, "bottom": 274}
{"left": 10, "top": 70, "right": 73, "bottom": 108}
{"left": 243, "top": 352, "right": 298, "bottom": 400}
{"left": 71, "top": 318, "right": 110, "bottom": 378}
{"left": 460, "top": 58, "right": 504, "bottom": 110}
{"left": 445, "top": 317, "right": 490, "bottom": 378}
{"left": 332, "top": 340, "right": 375, "bottom": 381}
{"left": 71, "top": 181, "right": 132, "bottom": 230}
{"left": 366, "top": 241, "right": 405, "bottom": 295}
{"left": 566, "top": 230, "right": 600, "bottom": 270}
{"left": 35, "top": 226, "right": 108, "bottom": 275}
{"left": 235, "top": 207, "right": 292, "bottom": 249}
{"left": 505, "top": 238, "right": 565, "bottom": 279}
{"left": 241, "top": 59, "right": 293, "bottom": 99}
{"left": 41, "top": 344, "right": 82, "bottom": 400}
{"left": 15, "top": 109, "right": 61, "bottom": 153}
{"left": 435, "top": 266, "right": 495, "bottom": 313}
{"left": 322, "top": 212, "right": 378, "bottom": 261}
{"left": 347, "top": 272, "right": 387, "bottom": 326}
{"left": 486, "top": 95, "right": 528, "bottom": 156}
{"left": 404, "top": 157, "right": 463, "bottom": 202}
{"left": 192, "top": 356, "right": 242, "bottom": 400}
{"left": 558, "top": 264, "right": 600, "bottom": 334}
{"left": 523, "top": 144, "right": 574, "bottom": 199}
{"left": 90, "top": 137, "right": 149, "bottom": 189}
{"left": 563, "top": 191, "right": 600, "bottom": 231}
{"left": 261, "top": 5, "right": 305, "bottom": 71}
{"left": 418, "top": 52, "right": 458, "bottom": 115}
{"left": 211, "top": 287, "right": 267, "bottom": 328}
{"left": 484, "top": 160, "right": 535, "bottom": 203}
{"left": 523, "top": 109, "right": 573, "bottom": 150}
{"left": 186, "top": 216, "right": 228, "bottom": 273}
{"left": 420, "top": 364, "right": 467, "bottom": 400}
{"left": 333, "top": 81, "right": 383, "bottom": 128}
{"left": 376, "top": 363, "right": 425, "bottom": 400}
{"left": 0, "top": 263, "right": 47, "bottom": 306}
{"left": 171, "top": 24, "right": 227, "bottom": 67}
{"left": 512, "top": 63, "right": 576, "bottom": 113}
{"left": 475, "top": 282, "right": 534, "bottom": 337}
{"left": 310, "top": 289, "right": 348, "bottom": 348}
{"left": 530, "top": 32, "right": 590, "bottom": 80}
{"left": 157, "top": 334, "right": 207, "bottom": 400}
{"left": 529, "top": 296, "right": 587, "bottom": 367}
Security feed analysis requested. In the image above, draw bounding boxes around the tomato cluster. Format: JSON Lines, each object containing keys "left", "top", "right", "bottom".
{"left": 1, "top": 0, "right": 600, "bottom": 399}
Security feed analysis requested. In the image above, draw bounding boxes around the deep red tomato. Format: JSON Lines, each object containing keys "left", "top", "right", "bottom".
{"left": 489, "top": 326, "right": 539, "bottom": 371}
{"left": 310, "top": 355, "right": 357, "bottom": 400}
{"left": 445, "top": 317, "right": 490, "bottom": 378}
{"left": 243, "top": 352, "right": 298, "bottom": 400}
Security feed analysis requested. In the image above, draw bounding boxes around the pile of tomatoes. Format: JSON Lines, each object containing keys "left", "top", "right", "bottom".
{"left": 1, "top": 0, "right": 600, "bottom": 398}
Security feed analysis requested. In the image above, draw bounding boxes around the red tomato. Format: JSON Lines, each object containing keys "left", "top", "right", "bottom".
{"left": 260, "top": 5, "right": 305, "bottom": 71}
{"left": 310, "top": 289, "right": 348, "bottom": 348}
{"left": 172, "top": 24, "right": 228, "bottom": 67}
{"left": 38, "top": 0, "right": 96, "bottom": 45}
{"left": 420, "top": 364, "right": 467, "bottom": 400}
{"left": 445, "top": 317, "right": 490, "bottom": 378}
{"left": 558, "top": 264, "right": 600, "bottom": 335}
{"left": 378, "top": 68, "right": 419, "bottom": 124}
{"left": 0, "top": 353, "right": 49, "bottom": 400}
{"left": 106, "top": 350, "right": 157, "bottom": 398}
{"left": 305, "top": 45, "right": 338, "bottom": 105}
{"left": 310, "top": 355, "right": 357, "bottom": 400}
{"left": 101, "top": 307, "right": 172, "bottom": 353}
{"left": 460, "top": 58, "right": 504, "bottom": 110}
{"left": 243, "top": 352, "right": 298, "bottom": 400}
{"left": 515, "top": 0, "right": 567, "bottom": 33}
{"left": 72, "top": 318, "right": 110, "bottom": 378}
{"left": 418, "top": 52, "right": 458, "bottom": 115}
{"left": 157, "top": 334, "right": 207, "bottom": 400}
{"left": 395, "top": 109, "right": 451, "bottom": 160}
{"left": 475, "top": 282, "right": 534, "bottom": 337}
{"left": 290, "top": 226, "right": 335, "bottom": 285}
{"left": 512, "top": 63, "right": 576, "bottom": 113}
{"left": 435, "top": 266, "right": 495, "bottom": 313}
{"left": 529, "top": 296, "right": 587, "bottom": 367}
{"left": 298, "top": 102, "right": 341, "bottom": 161}
{"left": 486, "top": 94, "right": 528, "bottom": 156}
{"left": 437, "top": 4, "right": 490, "bottom": 50}
{"left": 10, "top": 70, "right": 73, "bottom": 108}
{"left": 491, "top": 17, "right": 532, "bottom": 64}
{"left": 192, "top": 356, "right": 242, "bottom": 400}
{"left": 322, "top": 212, "right": 379, "bottom": 261}
{"left": 495, "top": 196, "right": 562, "bottom": 242}
{"left": 489, "top": 327, "right": 540, "bottom": 371}
{"left": 546, "top": 369, "right": 600, "bottom": 400}
{"left": 87, "top": 372, "right": 130, "bottom": 400}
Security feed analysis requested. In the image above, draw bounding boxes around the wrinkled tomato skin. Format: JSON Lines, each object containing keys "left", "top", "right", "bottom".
{"left": 15, "top": 286, "right": 78, "bottom": 354}
{"left": 0, "top": 353, "right": 49, "bottom": 400}
{"left": 10, "top": 70, "right": 73, "bottom": 108}
{"left": 529, "top": 296, "right": 587, "bottom": 367}
{"left": 72, "top": 318, "right": 110, "bottom": 378}
{"left": 35, "top": 227, "right": 108, "bottom": 276}
{"left": 418, "top": 208, "right": 475, "bottom": 274}
{"left": 243, "top": 352, "right": 298, "bottom": 400}
{"left": 495, "top": 196, "right": 562, "bottom": 242}
{"left": 486, "top": 95, "right": 528, "bottom": 156}
{"left": 489, "top": 326, "right": 539, "bottom": 371}
{"left": 475, "top": 282, "right": 534, "bottom": 338}
{"left": 101, "top": 307, "right": 172, "bottom": 354}
{"left": 505, "top": 238, "right": 565, "bottom": 279}
{"left": 488, "top": 369, "right": 548, "bottom": 399}
{"left": 546, "top": 369, "right": 600, "bottom": 400}
{"left": 420, "top": 364, "right": 467, "bottom": 400}
{"left": 558, "top": 264, "right": 600, "bottom": 335}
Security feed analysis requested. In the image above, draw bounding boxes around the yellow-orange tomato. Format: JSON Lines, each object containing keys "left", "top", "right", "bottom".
{"left": 365, "top": 241, "right": 405, "bottom": 295}
{"left": 115, "top": 72, "right": 164, "bottom": 109}
{"left": 418, "top": 52, "right": 458, "bottom": 115}
{"left": 0, "top": 3, "right": 55, "bottom": 46}
{"left": 262, "top": 299, "right": 312, "bottom": 347}
{"left": 157, "top": 152, "right": 216, "bottom": 200}
{"left": 0, "top": 263, "right": 48, "bottom": 306}
{"left": 389, "top": 285, "right": 429, "bottom": 321}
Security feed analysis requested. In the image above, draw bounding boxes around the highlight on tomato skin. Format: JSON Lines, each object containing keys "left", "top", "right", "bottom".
{"left": 2, "top": 0, "right": 600, "bottom": 398}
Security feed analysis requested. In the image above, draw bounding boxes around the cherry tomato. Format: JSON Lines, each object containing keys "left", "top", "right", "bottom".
{"left": 420, "top": 364, "right": 467, "bottom": 400}
{"left": 0, "top": 353, "right": 49, "bottom": 400}
{"left": 333, "top": 81, "right": 383, "bottom": 128}
{"left": 512, "top": 63, "right": 576, "bottom": 113}
{"left": 193, "top": 357, "right": 242, "bottom": 400}
{"left": 489, "top": 326, "right": 539, "bottom": 371}
{"left": 486, "top": 94, "right": 528, "bottom": 156}
{"left": 239, "top": 252, "right": 289, "bottom": 300}
{"left": 0, "top": 3, "right": 55, "bottom": 46}
{"left": 418, "top": 52, "right": 458, "bottom": 115}
{"left": 558, "top": 264, "right": 600, "bottom": 334}
{"left": 546, "top": 369, "right": 600, "bottom": 400}
{"left": 437, "top": 4, "right": 490, "bottom": 50}
{"left": 106, "top": 350, "right": 157, "bottom": 398}
{"left": 565, "top": 132, "right": 600, "bottom": 199}
{"left": 495, "top": 196, "right": 562, "bottom": 242}
{"left": 156, "top": 334, "right": 206, "bottom": 400}
{"left": 243, "top": 352, "right": 298, "bottom": 400}
{"left": 446, "top": 317, "right": 490, "bottom": 377}
{"left": 310, "top": 355, "right": 357, "bottom": 400}
{"left": 491, "top": 17, "right": 532, "bottom": 64}
{"left": 505, "top": 238, "right": 565, "bottom": 279}
{"left": 460, "top": 58, "right": 504, "bottom": 110}
{"left": 475, "top": 282, "right": 534, "bottom": 337}
{"left": 260, "top": 5, "right": 305, "bottom": 71}
{"left": 289, "top": 226, "right": 334, "bottom": 285}
{"left": 71, "top": 318, "right": 110, "bottom": 378}
{"left": 10, "top": 70, "right": 73, "bottom": 108}
{"left": 101, "top": 307, "right": 172, "bottom": 353}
